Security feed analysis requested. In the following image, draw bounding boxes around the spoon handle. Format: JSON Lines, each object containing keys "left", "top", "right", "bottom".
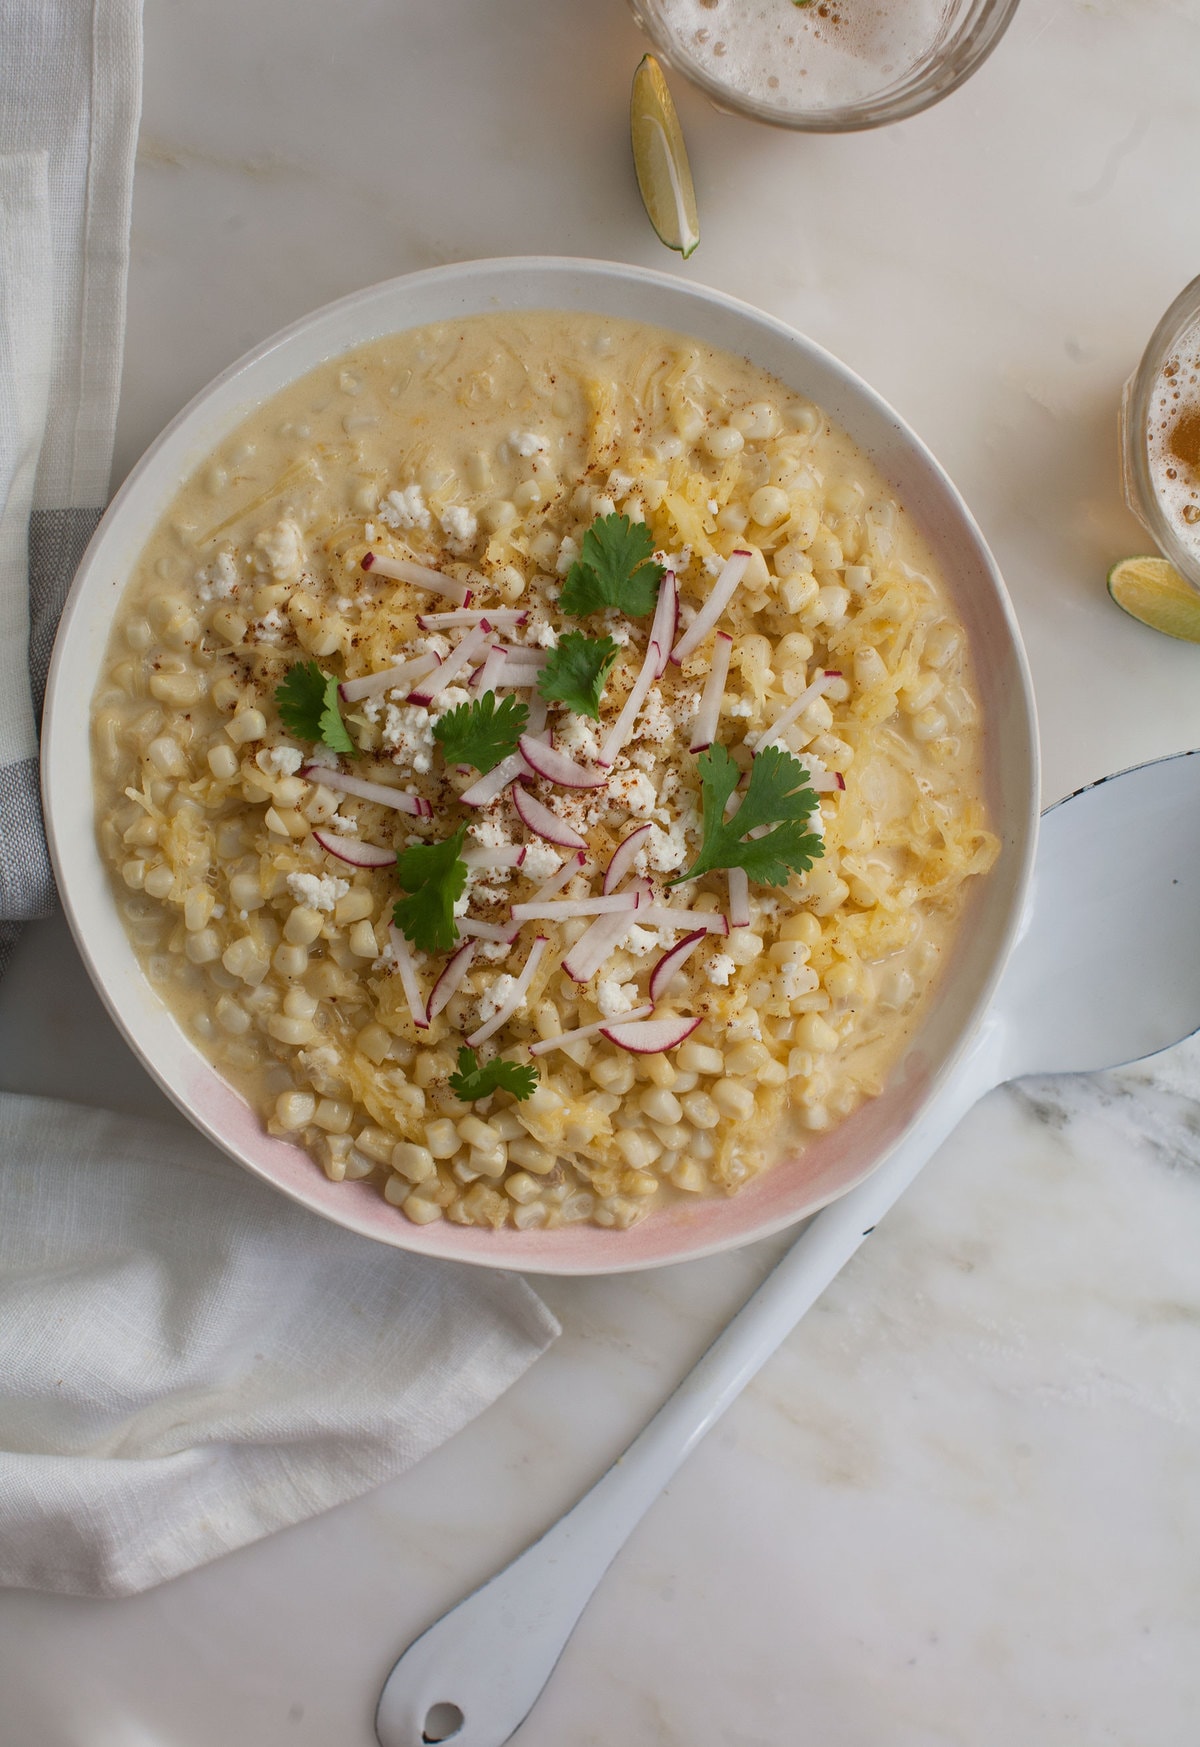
{"left": 375, "top": 1047, "right": 996, "bottom": 1747}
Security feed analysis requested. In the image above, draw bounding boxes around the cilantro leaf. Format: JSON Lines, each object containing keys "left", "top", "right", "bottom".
{"left": 537, "top": 631, "right": 620, "bottom": 720}
{"left": 670, "top": 744, "right": 826, "bottom": 888}
{"left": 274, "top": 661, "right": 356, "bottom": 757}
{"left": 392, "top": 825, "right": 468, "bottom": 955}
{"left": 448, "top": 1046, "right": 539, "bottom": 1104}
{"left": 559, "top": 513, "right": 665, "bottom": 618}
{"left": 433, "top": 691, "right": 528, "bottom": 773}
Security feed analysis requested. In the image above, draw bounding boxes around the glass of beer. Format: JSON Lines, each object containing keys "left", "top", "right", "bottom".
{"left": 1122, "top": 276, "right": 1200, "bottom": 594}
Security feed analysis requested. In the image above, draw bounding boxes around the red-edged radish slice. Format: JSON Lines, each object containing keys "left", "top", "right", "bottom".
{"left": 648, "top": 929, "right": 708, "bottom": 1003}
{"left": 386, "top": 925, "right": 429, "bottom": 1029}
{"left": 339, "top": 651, "right": 438, "bottom": 704}
{"left": 521, "top": 848, "right": 585, "bottom": 907}
{"left": 467, "top": 936, "right": 549, "bottom": 1046}
{"left": 408, "top": 622, "right": 492, "bottom": 705}
{"left": 525, "top": 693, "right": 549, "bottom": 737}
{"left": 425, "top": 940, "right": 477, "bottom": 1022}
{"left": 460, "top": 752, "right": 526, "bottom": 806}
{"left": 670, "top": 550, "right": 751, "bottom": 665}
{"left": 301, "top": 764, "right": 431, "bottom": 817}
{"left": 689, "top": 631, "right": 733, "bottom": 753}
{"left": 754, "top": 670, "right": 838, "bottom": 753}
{"left": 727, "top": 867, "right": 751, "bottom": 928}
{"left": 561, "top": 880, "right": 652, "bottom": 982}
{"left": 802, "top": 753, "right": 844, "bottom": 794}
{"left": 511, "top": 891, "right": 642, "bottom": 922}
{"left": 596, "top": 639, "right": 660, "bottom": 768}
{"left": 600, "top": 1013, "right": 702, "bottom": 1054}
{"left": 474, "top": 646, "right": 508, "bottom": 694}
{"left": 512, "top": 786, "right": 587, "bottom": 849}
{"left": 312, "top": 830, "right": 394, "bottom": 868}
{"left": 602, "top": 822, "right": 652, "bottom": 894}
{"left": 361, "top": 550, "right": 471, "bottom": 607}
{"left": 462, "top": 844, "right": 526, "bottom": 871}
{"left": 637, "top": 904, "right": 729, "bottom": 935}
{"left": 529, "top": 1006, "right": 654, "bottom": 1057}
{"left": 649, "top": 568, "right": 677, "bottom": 678}
{"left": 457, "top": 918, "right": 520, "bottom": 944}
{"left": 417, "top": 609, "right": 527, "bottom": 630}
{"left": 518, "top": 734, "right": 607, "bottom": 789}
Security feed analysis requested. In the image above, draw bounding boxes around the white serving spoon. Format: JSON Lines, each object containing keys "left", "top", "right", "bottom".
{"left": 376, "top": 749, "right": 1200, "bottom": 1747}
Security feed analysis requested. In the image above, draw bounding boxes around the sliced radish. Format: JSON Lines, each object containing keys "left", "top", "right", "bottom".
{"left": 426, "top": 940, "right": 477, "bottom": 1022}
{"left": 649, "top": 568, "right": 678, "bottom": 678}
{"left": 525, "top": 693, "right": 549, "bottom": 737}
{"left": 529, "top": 1006, "right": 654, "bottom": 1057}
{"left": 602, "top": 822, "right": 652, "bottom": 894}
{"left": 387, "top": 925, "right": 429, "bottom": 1030}
{"left": 301, "top": 764, "right": 431, "bottom": 817}
{"left": 561, "top": 880, "right": 652, "bottom": 983}
{"left": 524, "top": 848, "right": 585, "bottom": 904}
{"left": 512, "top": 786, "right": 587, "bottom": 849}
{"left": 637, "top": 904, "right": 729, "bottom": 935}
{"left": 755, "top": 670, "right": 838, "bottom": 753}
{"left": 312, "top": 830, "right": 395, "bottom": 868}
{"left": 361, "top": 550, "right": 471, "bottom": 607}
{"left": 457, "top": 918, "right": 520, "bottom": 944}
{"left": 467, "top": 936, "right": 549, "bottom": 1046}
{"left": 600, "top": 1013, "right": 702, "bottom": 1054}
{"left": 417, "top": 609, "right": 527, "bottom": 630}
{"left": 474, "top": 646, "right": 508, "bottom": 694}
{"left": 802, "top": 753, "right": 844, "bottom": 794}
{"left": 690, "top": 631, "right": 733, "bottom": 753}
{"left": 339, "top": 651, "right": 438, "bottom": 704}
{"left": 511, "top": 891, "right": 642, "bottom": 922}
{"left": 408, "top": 622, "right": 492, "bottom": 705}
{"left": 596, "top": 638, "right": 660, "bottom": 768}
{"left": 518, "top": 734, "right": 607, "bottom": 789}
{"left": 728, "top": 867, "right": 751, "bottom": 928}
{"left": 648, "top": 929, "right": 708, "bottom": 1003}
{"left": 670, "top": 550, "right": 751, "bottom": 665}
{"left": 460, "top": 752, "right": 526, "bottom": 806}
{"left": 462, "top": 844, "right": 526, "bottom": 871}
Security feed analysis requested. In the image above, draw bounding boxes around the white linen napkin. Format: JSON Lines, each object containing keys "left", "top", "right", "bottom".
{"left": 0, "top": 3, "right": 560, "bottom": 1600}
{"left": 0, "top": 0, "right": 142, "bottom": 975}
{"left": 0, "top": 1092, "right": 559, "bottom": 1598}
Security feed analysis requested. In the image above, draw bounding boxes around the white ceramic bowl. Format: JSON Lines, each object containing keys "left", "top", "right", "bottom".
{"left": 42, "top": 258, "right": 1039, "bottom": 1275}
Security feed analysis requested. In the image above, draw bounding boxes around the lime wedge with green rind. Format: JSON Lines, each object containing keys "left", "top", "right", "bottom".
{"left": 1107, "top": 555, "right": 1200, "bottom": 644}
{"left": 631, "top": 54, "right": 699, "bottom": 261}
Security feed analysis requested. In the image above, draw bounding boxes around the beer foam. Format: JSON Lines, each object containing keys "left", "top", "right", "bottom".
{"left": 656, "top": 0, "right": 956, "bottom": 112}
{"left": 1146, "top": 311, "right": 1200, "bottom": 563}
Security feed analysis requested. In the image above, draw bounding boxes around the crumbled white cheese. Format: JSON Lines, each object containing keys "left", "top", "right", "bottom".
{"left": 195, "top": 550, "right": 239, "bottom": 601}
{"left": 254, "top": 607, "right": 287, "bottom": 645}
{"left": 381, "top": 702, "right": 435, "bottom": 773}
{"left": 471, "top": 816, "right": 514, "bottom": 851}
{"left": 305, "top": 744, "right": 339, "bottom": 771}
{"left": 596, "top": 978, "right": 641, "bottom": 1017}
{"left": 667, "top": 690, "right": 701, "bottom": 730}
{"left": 526, "top": 616, "right": 559, "bottom": 649}
{"left": 253, "top": 519, "right": 306, "bottom": 582}
{"left": 703, "top": 552, "right": 726, "bottom": 577}
{"left": 645, "top": 821, "right": 688, "bottom": 874}
{"left": 708, "top": 953, "right": 736, "bottom": 986}
{"left": 707, "top": 498, "right": 720, "bottom": 516}
{"left": 609, "top": 769, "right": 656, "bottom": 819}
{"left": 555, "top": 713, "right": 603, "bottom": 762}
{"left": 411, "top": 632, "right": 451, "bottom": 659}
{"left": 521, "top": 840, "right": 563, "bottom": 881}
{"left": 556, "top": 535, "right": 580, "bottom": 576}
{"left": 286, "top": 872, "right": 349, "bottom": 913}
{"left": 634, "top": 687, "right": 672, "bottom": 743}
{"left": 726, "top": 698, "right": 753, "bottom": 718}
{"left": 440, "top": 504, "right": 478, "bottom": 549}
{"left": 478, "top": 973, "right": 518, "bottom": 1025}
{"left": 509, "top": 430, "right": 549, "bottom": 457}
{"left": 378, "top": 484, "right": 431, "bottom": 531}
{"left": 623, "top": 925, "right": 659, "bottom": 958}
{"left": 428, "top": 684, "right": 471, "bottom": 724}
{"left": 265, "top": 745, "right": 304, "bottom": 776}
{"left": 781, "top": 962, "right": 820, "bottom": 999}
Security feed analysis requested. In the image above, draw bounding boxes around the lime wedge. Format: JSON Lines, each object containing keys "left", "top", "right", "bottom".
{"left": 1107, "top": 555, "right": 1200, "bottom": 644}
{"left": 631, "top": 54, "right": 699, "bottom": 260}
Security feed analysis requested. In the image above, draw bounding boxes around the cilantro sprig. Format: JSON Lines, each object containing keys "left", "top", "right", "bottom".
{"left": 537, "top": 631, "right": 620, "bottom": 720}
{"left": 559, "top": 513, "right": 665, "bottom": 619}
{"left": 670, "top": 744, "right": 825, "bottom": 888}
{"left": 448, "top": 1047, "right": 539, "bottom": 1103}
{"left": 274, "top": 661, "right": 356, "bottom": 757}
{"left": 433, "top": 692, "right": 528, "bottom": 773}
{"left": 392, "top": 825, "right": 468, "bottom": 955}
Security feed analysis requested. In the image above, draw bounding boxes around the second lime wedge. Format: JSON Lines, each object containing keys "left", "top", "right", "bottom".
{"left": 1107, "top": 555, "right": 1200, "bottom": 644}
{"left": 631, "top": 54, "right": 699, "bottom": 260}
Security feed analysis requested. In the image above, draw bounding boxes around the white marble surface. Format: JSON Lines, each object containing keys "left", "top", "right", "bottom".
{"left": 3, "top": 0, "right": 1200, "bottom": 1741}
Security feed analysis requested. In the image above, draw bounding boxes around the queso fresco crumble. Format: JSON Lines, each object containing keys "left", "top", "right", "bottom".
{"left": 92, "top": 311, "right": 998, "bottom": 1233}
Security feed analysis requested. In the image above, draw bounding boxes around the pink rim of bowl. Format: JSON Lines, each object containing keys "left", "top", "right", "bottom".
{"left": 42, "top": 257, "right": 1039, "bottom": 1276}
